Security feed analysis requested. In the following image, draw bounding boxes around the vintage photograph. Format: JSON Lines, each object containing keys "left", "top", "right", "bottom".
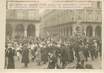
{"left": 5, "top": 1, "right": 102, "bottom": 69}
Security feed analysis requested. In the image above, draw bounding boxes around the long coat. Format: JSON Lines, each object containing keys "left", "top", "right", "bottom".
{"left": 82, "top": 46, "right": 89, "bottom": 59}
{"left": 41, "top": 47, "right": 48, "bottom": 63}
{"left": 21, "top": 48, "right": 29, "bottom": 64}
{"left": 5, "top": 48, "right": 15, "bottom": 69}
{"left": 61, "top": 46, "right": 68, "bottom": 68}
{"left": 89, "top": 44, "right": 96, "bottom": 59}
{"left": 67, "top": 45, "right": 74, "bottom": 62}
{"left": 74, "top": 46, "right": 80, "bottom": 62}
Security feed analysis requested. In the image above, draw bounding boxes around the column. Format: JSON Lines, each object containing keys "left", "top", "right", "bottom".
{"left": 24, "top": 25, "right": 27, "bottom": 38}
{"left": 72, "top": 24, "right": 76, "bottom": 36}
{"left": 84, "top": 26, "right": 86, "bottom": 36}
{"left": 64, "top": 25, "right": 66, "bottom": 37}
{"left": 24, "top": 29, "right": 27, "bottom": 37}
{"left": 93, "top": 25, "right": 96, "bottom": 37}
{"left": 59, "top": 24, "right": 61, "bottom": 39}
{"left": 82, "top": 24, "right": 86, "bottom": 36}
{"left": 70, "top": 25, "right": 73, "bottom": 36}
{"left": 12, "top": 25, "right": 16, "bottom": 39}
{"left": 35, "top": 24, "right": 40, "bottom": 37}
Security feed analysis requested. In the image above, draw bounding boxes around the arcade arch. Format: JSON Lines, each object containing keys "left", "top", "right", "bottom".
{"left": 27, "top": 24, "right": 35, "bottom": 37}
{"left": 86, "top": 26, "right": 93, "bottom": 37}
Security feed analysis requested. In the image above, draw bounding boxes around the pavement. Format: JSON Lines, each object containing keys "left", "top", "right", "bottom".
{"left": 66, "top": 57, "right": 102, "bottom": 69}
{"left": 14, "top": 56, "right": 102, "bottom": 69}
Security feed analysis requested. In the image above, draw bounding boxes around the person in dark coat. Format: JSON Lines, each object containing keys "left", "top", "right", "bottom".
{"left": 5, "top": 47, "right": 15, "bottom": 69}
{"left": 89, "top": 42, "right": 96, "bottom": 61}
{"left": 47, "top": 52, "right": 56, "bottom": 69}
{"left": 61, "top": 44, "right": 68, "bottom": 69}
{"left": 55, "top": 46, "right": 62, "bottom": 69}
{"left": 41, "top": 45, "right": 48, "bottom": 64}
{"left": 82, "top": 44, "right": 89, "bottom": 61}
{"left": 74, "top": 44, "right": 80, "bottom": 63}
{"left": 67, "top": 45, "right": 74, "bottom": 63}
{"left": 21, "top": 45, "right": 29, "bottom": 67}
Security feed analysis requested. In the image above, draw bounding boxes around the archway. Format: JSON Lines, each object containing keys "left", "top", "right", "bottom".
{"left": 86, "top": 26, "right": 93, "bottom": 37}
{"left": 27, "top": 24, "right": 35, "bottom": 38}
{"left": 15, "top": 24, "right": 24, "bottom": 39}
{"left": 95, "top": 26, "right": 101, "bottom": 39}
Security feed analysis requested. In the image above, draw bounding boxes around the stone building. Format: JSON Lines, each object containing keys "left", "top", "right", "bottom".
{"left": 40, "top": 1, "right": 102, "bottom": 40}
{"left": 6, "top": 9, "right": 40, "bottom": 40}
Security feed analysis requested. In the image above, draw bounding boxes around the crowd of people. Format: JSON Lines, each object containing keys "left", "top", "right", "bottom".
{"left": 5, "top": 36, "right": 102, "bottom": 69}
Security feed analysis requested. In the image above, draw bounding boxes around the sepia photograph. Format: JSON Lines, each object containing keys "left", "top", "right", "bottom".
{"left": 5, "top": 0, "right": 102, "bottom": 69}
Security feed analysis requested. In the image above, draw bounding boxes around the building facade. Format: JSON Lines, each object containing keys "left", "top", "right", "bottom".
{"left": 40, "top": 1, "right": 102, "bottom": 40}
{"left": 6, "top": 9, "right": 40, "bottom": 40}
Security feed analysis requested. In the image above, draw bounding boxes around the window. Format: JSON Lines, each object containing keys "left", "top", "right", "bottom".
{"left": 97, "top": 1, "right": 101, "bottom": 8}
